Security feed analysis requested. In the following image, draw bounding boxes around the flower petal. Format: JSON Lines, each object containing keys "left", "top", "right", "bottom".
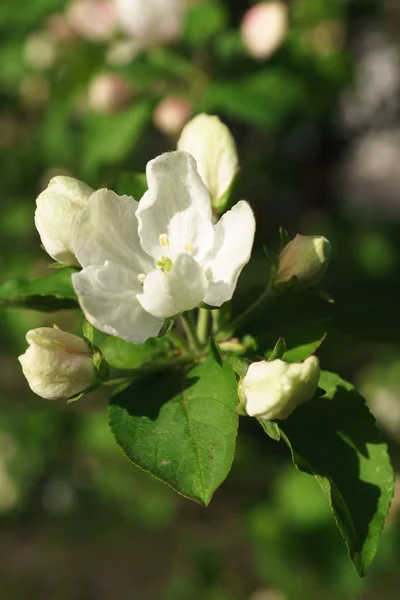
{"left": 203, "top": 200, "right": 255, "bottom": 306}
{"left": 177, "top": 114, "right": 238, "bottom": 208}
{"left": 35, "top": 176, "right": 93, "bottom": 265}
{"left": 72, "top": 262, "right": 163, "bottom": 343}
{"left": 72, "top": 189, "right": 153, "bottom": 273}
{"left": 137, "top": 254, "right": 208, "bottom": 318}
{"left": 136, "top": 151, "right": 214, "bottom": 263}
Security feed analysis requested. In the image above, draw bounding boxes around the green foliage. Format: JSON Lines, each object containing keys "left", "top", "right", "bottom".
{"left": 0, "top": 268, "right": 78, "bottom": 311}
{"left": 108, "top": 345, "right": 238, "bottom": 505}
{"left": 261, "top": 371, "right": 394, "bottom": 576}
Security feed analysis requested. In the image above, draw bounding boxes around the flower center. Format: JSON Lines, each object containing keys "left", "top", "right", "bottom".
{"left": 156, "top": 256, "right": 173, "bottom": 274}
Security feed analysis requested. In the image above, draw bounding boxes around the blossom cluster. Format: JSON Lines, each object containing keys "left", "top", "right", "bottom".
{"left": 19, "top": 113, "right": 329, "bottom": 421}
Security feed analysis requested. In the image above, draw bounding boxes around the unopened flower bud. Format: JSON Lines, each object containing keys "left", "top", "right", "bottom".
{"left": 154, "top": 96, "right": 192, "bottom": 136}
{"left": 35, "top": 176, "right": 93, "bottom": 265}
{"left": 276, "top": 234, "right": 331, "bottom": 289}
{"left": 19, "top": 328, "right": 97, "bottom": 400}
{"left": 88, "top": 73, "right": 132, "bottom": 114}
{"left": 115, "top": 0, "right": 185, "bottom": 47}
{"left": 241, "top": 2, "right": 288, "bottom": 61}
{"left": 66, "top": 0, "right": 117, "bottom": 41}
{"left": 177, "top": 113, "right": 238, "bottom": 211}
{"left": 240, "top": 356, "right": 320, "bottom": 421}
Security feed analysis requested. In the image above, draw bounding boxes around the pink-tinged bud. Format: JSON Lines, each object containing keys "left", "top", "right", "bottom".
{"left": 241, "top": 2, "right": 288, "bottom": 60}
{"left": 46, "top": 14, "right": 76, "bottom": 42}
{"left": 66, "top": 0, "right": 118, "bottom": 41}
{"left": 88, "top": 73, "right": 132, "bottom": 114}
{"left": 153, "top": 97, "right": 192, "bottom": 136}
{"left": 18, "top": 328, "right": 97, "bottom": 400}
{"left": 277, "top": 234, "right": 331, "bottom": 289}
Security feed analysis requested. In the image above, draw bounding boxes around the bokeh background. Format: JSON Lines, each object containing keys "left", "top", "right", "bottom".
{"left": 2, "top": 0, "right": 400, "bottom": 598}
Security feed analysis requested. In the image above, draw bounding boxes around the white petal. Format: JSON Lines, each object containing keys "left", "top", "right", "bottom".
{"left": 137, "top": 254, "right": 208, "bottom": 318}
{"left": 72, "top": 188, "right": 152, "bottom": 273}
{"left": 72, "top": 262, "right": 163, "bottom": 343}
{"left": 203, "top": 200, "right": 255, "bottom": 306}
{"left": 177, "top": 114, "right": 238, "bottom": 208}
{"left": 35, "top": 176, "right": 93, "bottom": 265}
{"left": 136, "top": 151, "right": 214, "bottom": 263}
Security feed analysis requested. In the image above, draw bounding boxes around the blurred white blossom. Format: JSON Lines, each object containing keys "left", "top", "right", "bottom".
{"left": 115, "top": 0, "right": 186, "bottom": 47}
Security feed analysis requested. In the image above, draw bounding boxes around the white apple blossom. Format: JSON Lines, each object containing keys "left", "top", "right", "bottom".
{"left": 19, "top": 328, "right": 96, "bottom": 400}
{"left": 177, "top": 114, "right": 239, "bottom": 211}
{"left": 240, "top": 356, "right": 320, "bottom": 421}
{"left": 115, "top": 0, "right": 186, "bottom": 47}
{"left": 71, "top": 151, "right": 255, "bottom": 343}
{"left": 35, "top": 176, "right": 93, "bottom": 265}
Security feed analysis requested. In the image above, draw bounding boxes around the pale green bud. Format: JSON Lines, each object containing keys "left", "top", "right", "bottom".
{"left": 239, "top": 356, "right": 320, "bottom": 420}
{"left": 35, "top": 176, "right": 93, "bottom": 265}
{"left": 19, "top": 328, "right": 97, "bottom": 400}
{"left": 276, "top": 234, "right": 331, "bottom": 289}
{"left": 177, "top": 113, "right": 239, "bottom": 212}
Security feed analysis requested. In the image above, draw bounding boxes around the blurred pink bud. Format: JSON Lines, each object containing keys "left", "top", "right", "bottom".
{"left": 46, "top": 13, "right": 76, "bottom": 42}
{"left": 88, "top": 73, "right": 132, "bottom": 113}
{"left": 153, "top": 97, "right": 192, "bottom": 136}
{"left": 241, "top": 2, "right": 288, "bottom": 60}
{"left": 66, "top": 0, "right": 118, "bottom": 41}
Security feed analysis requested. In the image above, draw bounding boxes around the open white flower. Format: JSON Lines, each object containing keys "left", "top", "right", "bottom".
{"left": 240, "top": 356, "right": 320, "bottom": 420}
{"left": 115, "top": 0, "right": 186, "bottom": 47}
{"left": 177, "top": 114, "right": 239, "bottom": 211}
{"left": 35, "top": 176, "right": 93, "bottom": 265}
{"left": 72, "top": 151, "right": 255, "bottom": 343}
{"left": 19, "top": 327, "right": 96, "bottom": 400}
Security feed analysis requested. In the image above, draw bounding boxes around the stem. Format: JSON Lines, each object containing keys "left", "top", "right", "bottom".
{"left": 217, "top": 285, "right": 276, "bottom": 340}
{"left": 180, "top": 312, "right": 203, "bottom": 353}
{"left": 196, "top": 308, "right": 209, "bottom": 345}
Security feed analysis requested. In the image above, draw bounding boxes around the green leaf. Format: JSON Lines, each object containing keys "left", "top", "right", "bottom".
{"left": 258, "top": 419, "right": 281, "bottom": 442}
{"left": 269, "top": 371, "right": 394, "bottom": 576}
{"left": 83, "top": 101, "right": 153, "bottom": 176}
{"left": 183, "top": 0, "right": 228, "bottom": 46}
{"left": 0, "top": 269, "right": 78, "bottom": 311}
{"left": 114, "top": 171, "right": 148, "bottom": 200}
{"left": 108, "top": 346, "right": 239, "bottom": 505}
{"left": 267, "top": 337, "right": 287, "bottom": 361}
{"left": 246, "top": 292, "right": 333, "bottom": 362}
{"left": 101, "top": 336, "right": 171, "bottom": 370}
{"left": 203, "top": 70, "right": 306, "bottom": 128}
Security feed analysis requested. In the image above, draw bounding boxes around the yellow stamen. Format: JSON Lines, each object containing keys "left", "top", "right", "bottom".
{"left": 137, "top": 273, "right": 146, "bottom": 284}
{"left": 159, "top": 233, "right": 170, "bottom": 247}
{"left": 184, "top": 242, "right": 193, "bottom": 254}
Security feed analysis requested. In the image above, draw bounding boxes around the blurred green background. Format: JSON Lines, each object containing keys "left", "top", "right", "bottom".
{"left": 2, "top": 0, "right": 400, "bottom": 598}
